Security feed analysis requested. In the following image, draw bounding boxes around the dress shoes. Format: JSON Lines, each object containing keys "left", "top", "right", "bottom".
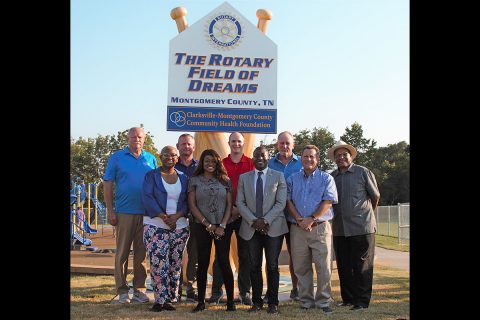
{"left": 191, "top": 302, "right": 206, "bottom": 313}
{"left": 267, "top": 304, "right": 279, "bottom": 314}
{"left": 350, "top": 305, "right": 367, "bottom": 311}
{"left": 248, "top": 304, "right": 262, "bottom": 313}
{"left": 150, "top": 303, "right": 163, "bottom": 312}
{"left": 162, "top": 302, "right": 176, "bottom": 311}
{"left": 239, "top": 292, "right": 252, "bottom": 305}
{"left": 226, "top": 301, "right": 236, "bottom": 311}
{"left": 320, "top": 306, "right": 333, "bottom": 314}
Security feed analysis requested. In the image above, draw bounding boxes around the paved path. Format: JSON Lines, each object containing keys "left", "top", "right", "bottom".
{"left": 72, "top": 228, "right": 409, "bottom": 303}
{"left": 375, "top": 246, "right": 409, "bottom": 271}
{"left": 71, "top": 227, "right": 409, "bottom": 272}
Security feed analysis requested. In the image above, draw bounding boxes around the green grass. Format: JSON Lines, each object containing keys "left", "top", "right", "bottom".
{"left": 376, "top": 222, "right": 399, "bottom": 237}
{"left": 376, "top": 234, "right": 409, "bottom": 252}
{"left": 71, "top": 264, "right": 409, "bottom": 319}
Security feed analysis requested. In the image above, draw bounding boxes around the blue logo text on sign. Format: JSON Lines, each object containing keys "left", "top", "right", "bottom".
{"left": 208, "top": 14, "right": 242, "bottom": 48}
{"left": 167, "top": 106, "right": 276, "bottom": 133}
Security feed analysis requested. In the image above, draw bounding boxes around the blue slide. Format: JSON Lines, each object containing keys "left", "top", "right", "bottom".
{"left": 72, "top": 232, "right": 92, "bottom": 246}
{"left": 71, "top": 209, "right": 93, "bottom": 246}
{"left": 70, "top": 193, "right": 77, "bottom": 206}
{"left": 83, "top": 221, "right": 98, "bottom": 235}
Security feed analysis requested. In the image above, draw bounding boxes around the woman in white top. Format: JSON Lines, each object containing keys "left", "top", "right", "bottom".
{"left": 142, "top": 145, "right": 190, "bottom": 312}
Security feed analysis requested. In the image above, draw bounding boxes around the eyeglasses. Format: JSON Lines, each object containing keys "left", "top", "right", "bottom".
{"left": 334, "top": 152, "right": 350, "bottom": 159}
{"left": 161, "top": 154, "right": 178, "bottom": 159}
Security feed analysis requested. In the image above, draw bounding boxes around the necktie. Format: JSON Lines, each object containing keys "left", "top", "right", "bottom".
{"left": 255, "top": 171, "right": 263, "bottom": 218}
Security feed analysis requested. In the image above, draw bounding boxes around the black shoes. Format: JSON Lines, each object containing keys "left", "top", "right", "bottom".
{"left": 267, "top": 304, "right": 279, "bottom": 314}
{"left": 290, "top": 288, "right": 300, "bottom": 301}
{"left": 248, "top": 304, "right": 262, "bottom": 313}
{"left": 350, "top": 305, "right": 367, "bottom": 311}
{"left": 150, "top": 303, "right": 163, "bottom": 312}
{"left": 239, "top": 292, "right": 252, "bottom": 305}
{"left": 206, "top": 290, "right": 224, "bottom": 304}
{"left": 320, "top": 306, "right": 333, "bottom": 314}
{"left": 150, "top": 302, "right": 176, "bottom": 312}
{"left": 192, "top": 302, "right": 206, "bottom": 313}
{"left": 226, "top": 301, "right": 236, "bottom": 311}
{"left": 162, "top": 302, "right": 176, "bottom": 311}
{"left": 337, "top": 301, "right": 353, "bottom": 307}
{"left": 186, "top": 290, "right": 198, "bottom": 302}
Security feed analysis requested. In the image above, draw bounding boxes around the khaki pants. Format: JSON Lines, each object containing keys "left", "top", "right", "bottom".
{"left": 114, "top": 213, "right": 147, "bottom": 294}
{"left": 290, "top": 221, "right": 333, "bottom": 308}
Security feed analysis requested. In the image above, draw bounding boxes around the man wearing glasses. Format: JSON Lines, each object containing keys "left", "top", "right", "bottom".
{"left": 327, "top": 140, "right": 380, "bottom": 311}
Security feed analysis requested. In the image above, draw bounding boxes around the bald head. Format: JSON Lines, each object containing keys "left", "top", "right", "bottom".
{"left": 228, "top": 132, "right": 245, "bottom": 155}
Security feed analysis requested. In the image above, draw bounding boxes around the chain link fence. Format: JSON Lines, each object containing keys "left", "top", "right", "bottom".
{"left": 375, "top": 203, "right": 410, "bottom": 245}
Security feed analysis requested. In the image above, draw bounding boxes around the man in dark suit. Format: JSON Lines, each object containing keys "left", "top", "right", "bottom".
{"left": 236, "top": 146, "right": 288, "bottom": 314}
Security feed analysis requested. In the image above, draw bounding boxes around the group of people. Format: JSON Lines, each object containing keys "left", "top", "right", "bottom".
{"left": 103, "top": 127, "right": 380, "bottom": 314}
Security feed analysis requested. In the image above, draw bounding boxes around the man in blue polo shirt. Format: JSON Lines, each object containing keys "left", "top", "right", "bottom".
{"left": 103, "top": 127, "right": 158, "bottom": 304}
{"left": 267, "top": 131, "right": 303, "bottom": 301}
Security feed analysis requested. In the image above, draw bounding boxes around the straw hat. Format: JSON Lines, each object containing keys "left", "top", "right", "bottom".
{"left": 327, "top": 140, "right": 357, "bottom": 161}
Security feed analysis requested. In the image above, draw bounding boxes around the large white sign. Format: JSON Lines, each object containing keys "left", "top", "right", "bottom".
{"left": 167, "top": 1, "right": 277, "bottom": 133}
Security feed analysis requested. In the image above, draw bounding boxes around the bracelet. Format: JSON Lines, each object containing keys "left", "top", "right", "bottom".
{"left": 201, "top": 217, "right": 207, "bottom": 224}
{"left": 207, "top": 223, "right": 212, "bottom": 229}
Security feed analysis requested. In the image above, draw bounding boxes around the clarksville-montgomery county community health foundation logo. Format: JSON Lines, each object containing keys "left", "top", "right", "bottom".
{"left": 205, "top": 13, "right": 244, "bottom": 50}
{"left": 169, "top": 111, "right": 186, "bottom": 127}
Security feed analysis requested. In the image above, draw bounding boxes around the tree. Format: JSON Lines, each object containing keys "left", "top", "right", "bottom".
{"left": 258, "top": 136, "right": 277, "bottom": 158}
{"left": 340, "top": 122, "right": 377, "bottom": 168}
{"left": 70, "top": 125, "right": 160, "bottom": 201}
{"left": 293, "top": 127, "right": 336, "bottom": 171}
{"left": 369, "top": 141, "right": 410, "bottom": 205}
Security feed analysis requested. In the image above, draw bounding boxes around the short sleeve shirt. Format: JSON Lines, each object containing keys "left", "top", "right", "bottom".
{"left": 286, "top": 168, "right": 338, "bottom": 223}
{"left": 188, "top": 175, "right": 232, "bottom": 224}
{"left": 330, "top": 163, "right": 380, "bottom": 236}
{"left": 103, "top": 147, "right": 158, "bottom": 214}
{"left": 222, "top": 154, "right": 254, "bottom": 204}
{"left": 268, "top": 153, "right": 303, "bottom": 180}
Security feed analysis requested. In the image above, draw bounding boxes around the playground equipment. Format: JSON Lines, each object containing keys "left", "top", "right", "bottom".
{"left": 70, "top": 178, "right": 107, "bottom": 249}
{"left": 70, "top": 202, "right": 92, "bottom": 247}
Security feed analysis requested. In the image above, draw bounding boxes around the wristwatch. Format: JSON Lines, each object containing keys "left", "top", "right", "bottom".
{"left": 219, "top": 223, "right": 226, "bottom": 229}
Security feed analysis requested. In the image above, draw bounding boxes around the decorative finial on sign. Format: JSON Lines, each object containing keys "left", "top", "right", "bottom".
{"left": 170, "top": 7, "right": 189, "bottom": 33}
{"left": 256, "top": 9, "right": 273, "bottom": 34}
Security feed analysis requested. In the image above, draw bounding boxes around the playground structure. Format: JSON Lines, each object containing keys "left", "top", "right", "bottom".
{"left": 70, "top": 179, "right": 108, "bottom": 249}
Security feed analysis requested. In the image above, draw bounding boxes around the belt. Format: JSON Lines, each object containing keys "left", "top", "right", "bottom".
{"left": 292, "top": 220, "right": 325, "bottom": 228}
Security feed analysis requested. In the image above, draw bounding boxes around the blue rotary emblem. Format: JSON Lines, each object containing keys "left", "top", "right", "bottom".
{"left": 208, "top": 14, "right": 242, "bottom": 48}
{"left": 170, "top": 111, "right": 186, "bottom": 127}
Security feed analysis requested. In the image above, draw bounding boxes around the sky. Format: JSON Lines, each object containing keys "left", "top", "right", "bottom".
{"left": 71, "top": 0, "right": 409, "bottom": 149}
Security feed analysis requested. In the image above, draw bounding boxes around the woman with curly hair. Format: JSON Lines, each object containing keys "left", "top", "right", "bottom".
{"left": 187, "top": 149, "right": 235, "bottom": 312}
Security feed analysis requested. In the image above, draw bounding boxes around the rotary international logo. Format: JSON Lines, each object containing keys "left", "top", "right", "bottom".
{"left": 170, "top": 111, "right": 186, "bottom": 127}
{"left": 205, "top": 13, "right": 243, "bottom": 50}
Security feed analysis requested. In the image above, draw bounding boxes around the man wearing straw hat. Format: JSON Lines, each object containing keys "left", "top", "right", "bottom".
{"left": 327, "top": 140, "right": 380, "bottom": 311}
